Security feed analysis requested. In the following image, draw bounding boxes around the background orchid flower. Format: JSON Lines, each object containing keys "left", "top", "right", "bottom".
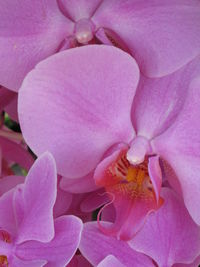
{"left": 18, "top": 45, "right": 200, "bottom": 240}
{"left": 0, "top": 152, "right": 83, "bottom": 266}
{"left": 80, "top": 188, "right": 200, "bottom": 267}
{"left": 174, "top": 256, "right": 200, "bottom": 267}
{"left": 97, "top": 255, "right": 126, "bottom": 267}
{"left": 1, "top": 0, "right": 200, "bottom": 91}
{"left": 79, "top": 221, "right": 155, "bottom": 267}
{"left": 0, "top": 134, "right": 34, "bottom": 178}
{"left": 129, "top": 188, "right": 200, "bottom": 267}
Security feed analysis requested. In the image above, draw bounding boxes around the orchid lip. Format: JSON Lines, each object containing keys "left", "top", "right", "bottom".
{"left": 0, "top": 254, "right": 8, "bottom": 266}
{"left": 95, "top": 148, "right": 163, "bottom": 240}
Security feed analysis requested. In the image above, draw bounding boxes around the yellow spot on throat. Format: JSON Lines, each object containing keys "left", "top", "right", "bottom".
{"left": 0, "top": 255, "right": 8, "bottom": 266}
{"left": 104, "top": 150, "right": 154, "bottom": 200}
{"left": 126, "top": 167, "right": 146, "bottom": 186}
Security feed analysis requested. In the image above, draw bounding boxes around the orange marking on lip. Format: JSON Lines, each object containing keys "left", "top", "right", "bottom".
{"left": 104, "top": 150, "right": 155, "bottom": 201}
{"left": 0, "top": 255, "right": 8, "bottom": 266}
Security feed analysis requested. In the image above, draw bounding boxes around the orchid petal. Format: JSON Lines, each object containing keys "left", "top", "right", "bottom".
{"left": 15, "top": 152, "right": 57, "bottom": 244}
{"left": 174, "top": 256, "right": 200, "bottom": 267}
{"left": 60, "top": 172, "right": 98, "bottom": 194}
{"left": 94, "top": 0, "right": 200, "bottom": 77}
{"left": 10, "top": 257, "right": 46, "bottom": 267}
{"left": 58, "top": 0, "right": 102, "bottom": 21}
{"left": 131, "top": 58, "right": 199, "bottom": 139}
{"left": 148, "top": 156, "right": 162, "bottom": 204}
{"left": 16, "top": 216, "right": 83, "bottom": 267}
{"left": 19, "top": 45, "right": 138, "bottom": 178}
{"left": 152, "top": 76, "right": 200, "bottom": 224}
{"left": 0, "top": 189, "right": 17, "bottom": 236}
{"left": 97, "top": 255, "right": 125, "bottom": 267}
{"left": 129, "top": 188, "right": 200, "bottom": 266}
{"left": 0, "top": 0, "right": 72, "bottom": 91}
{"left": 79, "top": 222, "right": 154, "bottom": 267}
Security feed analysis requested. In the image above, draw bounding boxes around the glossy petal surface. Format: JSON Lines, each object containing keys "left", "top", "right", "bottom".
{"left": 94, "top": 0, "right": 200, "bottom": 77}
{"left": 16, "top": 216, "right": 83, "bottom": 267}
{"left": 15, "top": 152, "right": 57, "bottom": 244}
{"left": 0, "top": 0, "right": 71, "bottom": 91}
{"left": 131, "top": 58, "right": 199, "bottom": 139}
{"left": 79, "top": 222, "right": 154, "bottom": 267}
{"left": 97, "top": 255, "right": 125, "bottom": 267}
{"left": 19, "top": 45, "right": 138, "bottom": 178}
{"left": 129, "top": 189, "right": 200, "bottom": 266}
{"left": 152, "top": 76, "right": 200, "bottom": 224}
{"left": 58, "top": 0, "right": 102, "bottom": 21}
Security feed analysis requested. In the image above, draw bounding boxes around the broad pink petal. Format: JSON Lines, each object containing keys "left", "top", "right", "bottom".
{"left": 79, "top": 222, "right": 154, "bottom": 267}
{"left": 16, "top": 216, "right": 83, "bottom": 267}
{"left": 152, "top": 76, "right": 200, "bottom": 224}
{"left": 19, "top": 45, "right": 138, "bottom": 178}
{"left": 129, "top": 189, "right": 200, "bottom": 266}
{"left": 10, "top": 257, "right": 46, "bottom": 267}
{"left": 174, "top": 256, "right": 200, "bottom": 267}
{"left": 0, "top": 0, "right": 72, "bottom": 91}
{"left": 15, "top": 152, "right": 57, "bottom": 244}
{"left": 58, "top": 0, "right": 102, "bottom": 21}
{"left": 97, "top": 255, "right": 125, "bottom": 267}
{"left": 60, "top": 172, "right": 98, "bottom": 193}
{"left": 0, "top": 189, "right": 17, "bottom": 236}
{"left": 131, "top": 58, "right": 199, "bottom": 140}
{"left": 94, "top": 0, "right": 200, "bottom": 77}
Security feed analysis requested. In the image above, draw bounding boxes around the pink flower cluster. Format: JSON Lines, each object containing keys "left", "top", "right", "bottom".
{"left": 0, "top": 1, "right": 200, "bottom": 266}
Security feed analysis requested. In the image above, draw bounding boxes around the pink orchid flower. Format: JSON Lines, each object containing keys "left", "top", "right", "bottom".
{"left": 1, "top": 0, "right": 200, "bottom": 91}
{"left": 79, "top": 188, "right": 200, "bottom": 267}
{"left": 0, "top": 152, "right": 82, "bottom": 266}
{"left": 97, "top": 255, "right": 126, "bottom": 267}
{"left": 18, "top": 45, "right": 200, "bottom": 240}
{"left": 79, "top": 221, "right": 155, "bottom": 267}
